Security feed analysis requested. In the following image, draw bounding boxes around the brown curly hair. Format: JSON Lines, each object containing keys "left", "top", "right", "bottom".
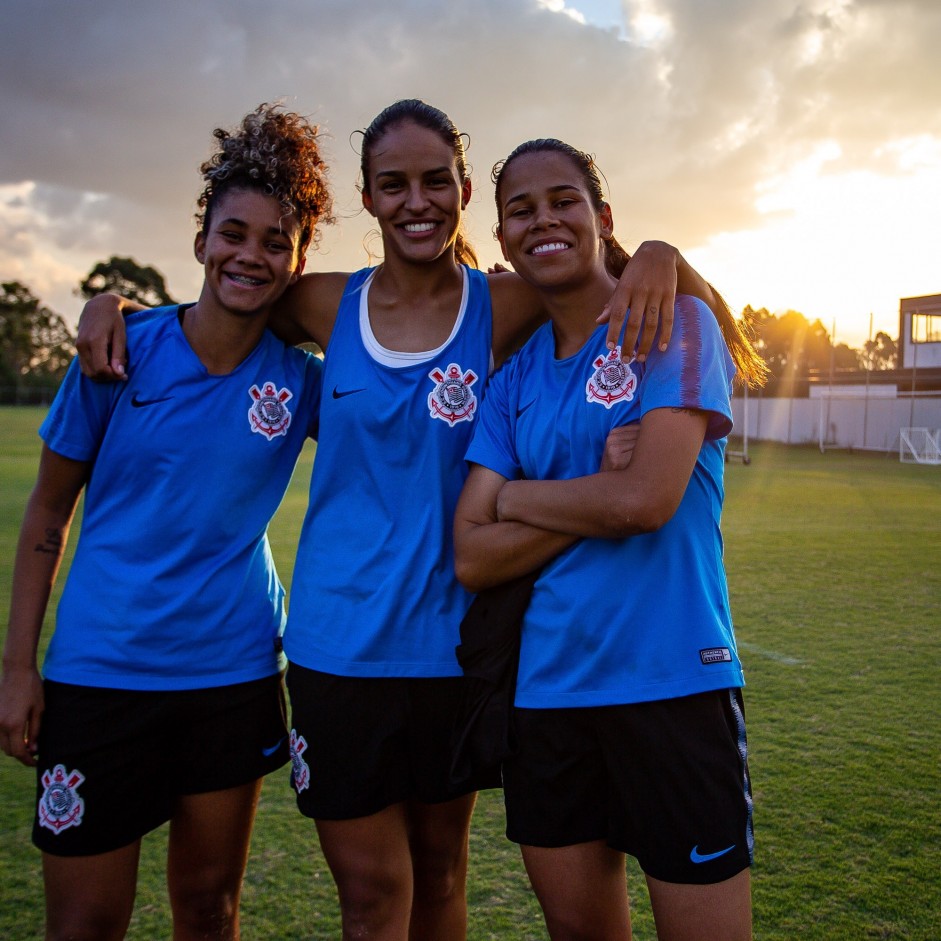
{"left": 196, "top": 102, "right": 334, "bottom": 256}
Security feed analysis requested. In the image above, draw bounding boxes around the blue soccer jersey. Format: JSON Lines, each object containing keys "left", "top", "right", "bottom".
{"left": 466, "top": 294, "right": 744, "bottom": 708}
{"left": 40, "top": 306, "right": 321, "bottom": 691}
{"left": 284, "top": 266, "right": 493, "bottom": 677}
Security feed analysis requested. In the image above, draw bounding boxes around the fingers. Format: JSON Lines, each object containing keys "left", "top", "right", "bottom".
{"left": 599, "top": 284, "right": 643, "bottom": 356}
{"left": 657, "top": 297, "right": 675, "bottom": 354}
{"left": 600, "top": 293, "right": 655, "bottom": 363}
{"left": 76, "top": 305, "right": 129, "bottom": 381}
{"left": 76, "top": 329, "right": 109, "bottom": 379}
{"left": 600, "top": 423, "right": 641, "bottom": 472}
{"left": 602, "top": 239, "right": 681, "bottom": 361}
{"left": 0, "top": 717, "right": 38, "bottom": 767}
{"left": 110, "top": 327, "right": 128, "bottom": 379}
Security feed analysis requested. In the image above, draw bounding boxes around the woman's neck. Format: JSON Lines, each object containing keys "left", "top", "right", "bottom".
{"left": 367, "top": 253, "right": 466, "bottom": 353}
{"left": 182, "top": 298, "right": 269, "bottom": 375}
{"left": 543, "top": 271, "right": 619, "bottom": 360}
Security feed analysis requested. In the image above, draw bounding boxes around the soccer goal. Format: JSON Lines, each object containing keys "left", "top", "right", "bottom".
{"left": 899, "top": 427, "right": 941, "bottom": 465}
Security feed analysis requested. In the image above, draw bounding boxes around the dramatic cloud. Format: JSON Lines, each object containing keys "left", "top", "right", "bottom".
{"left": 2, "top": 0, "right": 939, "bottom": 342}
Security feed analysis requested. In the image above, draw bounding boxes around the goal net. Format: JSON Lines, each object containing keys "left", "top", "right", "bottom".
{"left": 899, "top": 427, "right": 941, "bottom": 465}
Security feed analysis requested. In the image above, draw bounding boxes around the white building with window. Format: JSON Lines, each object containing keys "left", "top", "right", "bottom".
{"left": 899, "top": 293, "right": 941, "bottom": 368}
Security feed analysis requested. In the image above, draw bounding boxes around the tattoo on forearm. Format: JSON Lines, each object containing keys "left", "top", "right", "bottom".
{"left": 34, "top": 528, "right": 62, "bottom": 555}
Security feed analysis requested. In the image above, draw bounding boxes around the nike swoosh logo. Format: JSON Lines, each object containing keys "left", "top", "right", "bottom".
{"left": 332, "top": 386, "right": 365, "bottom": 399}
{"left": 261, "top": 736, "right": 286, "bottom": 757}
{"left": 690, "top": 844, "right": 736, "bottom": 864}
{"left": 516, "top": 399, "right": 536, "bottom": 418}
{"left": 131, "top": 394, "right": 174, "bottom": 408}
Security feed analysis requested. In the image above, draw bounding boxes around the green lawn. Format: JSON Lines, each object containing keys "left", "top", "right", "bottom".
{"left": 1, "top": 408, "right": 939, "bottom": 939}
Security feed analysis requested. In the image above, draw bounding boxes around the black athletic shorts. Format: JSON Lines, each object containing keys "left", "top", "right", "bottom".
{"left": 287, "top": 664, "right": 501, "bottom": 820}
{"left": 33, "top": 674, "right": 289, "bottom": 857}
{"left": 503, "top": 688, "right": 753, "bottom": 885}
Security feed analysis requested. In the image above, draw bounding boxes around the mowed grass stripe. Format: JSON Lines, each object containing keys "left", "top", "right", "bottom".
{"left": 1, "top": 409, "right": 938, "bottom": 939}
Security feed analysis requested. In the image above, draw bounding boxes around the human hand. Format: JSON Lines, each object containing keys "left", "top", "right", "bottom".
{"left": 598, "top": 240, "right": 678, "bottom": 362}
{"left": 600, "top": 423, "right": 640, "bottom": 472}
{"left": 0, "top": 666, "right": 44, "bottom": 766}
{"left": 76, "top": 293, "right": 130, "bottom": 381}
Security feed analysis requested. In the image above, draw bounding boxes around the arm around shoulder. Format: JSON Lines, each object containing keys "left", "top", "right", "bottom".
{"left": 487, "top": 271, "right": 547, "bottom": 367}
{"left": 268, "top": 270, "right": 349, "bottom": 349}
{"left": 76, "top": 292, "right": 149, "bottom": 381}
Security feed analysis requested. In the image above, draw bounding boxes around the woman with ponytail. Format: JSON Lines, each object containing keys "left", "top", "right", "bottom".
{"left": 454, "top": 138, "right": 762, "bottom": 940}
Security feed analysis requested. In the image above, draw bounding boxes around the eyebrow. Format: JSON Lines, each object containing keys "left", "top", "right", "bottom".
{"left": 218, "top": 217, "right": 292, "bottom": 238}
{"left": 503, "top": 183, "right": 581, "bottom": 209}
{"left": 374, "top": 165, "right": 454, "bottom": 180}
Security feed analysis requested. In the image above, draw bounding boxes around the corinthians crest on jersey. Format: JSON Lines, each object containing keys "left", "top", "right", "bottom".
{"left": 586, "top": 345, "right": 637, "bottom": 409}
{"left": 248, "top": 380, "right": 294, "bottom": 439}
{"left": 428, "top": 362, "right": 478, "bottom": 425}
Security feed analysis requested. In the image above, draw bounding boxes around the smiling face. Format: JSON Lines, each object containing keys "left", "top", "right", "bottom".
{"left": 362, "top": 119, "right": 471, "bottom": 266}
{"left": 195, "top": 187, "right": 305, "bottom": 319}
{"left": 496, "top": 149, "right": 613, "bottom": 292}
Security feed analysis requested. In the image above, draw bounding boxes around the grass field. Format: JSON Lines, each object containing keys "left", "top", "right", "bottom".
{"left": 1, "top": 406, "right": 939, "bottom": 939}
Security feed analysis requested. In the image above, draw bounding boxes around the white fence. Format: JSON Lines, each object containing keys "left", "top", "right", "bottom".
{"left": 731, "top": 390, "right": 941, "bottom": 452}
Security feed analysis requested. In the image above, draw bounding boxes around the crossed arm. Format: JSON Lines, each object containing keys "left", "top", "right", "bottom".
{"left": 453, "top": 407, "right": 708, "bottom": 594}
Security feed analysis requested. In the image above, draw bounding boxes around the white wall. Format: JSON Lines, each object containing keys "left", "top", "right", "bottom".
{"left": 731, "top": 391, "right": 941, "bottom": 451}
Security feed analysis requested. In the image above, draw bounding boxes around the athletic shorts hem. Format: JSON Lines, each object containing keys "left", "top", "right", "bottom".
{"left": 287, "top": 665, "right": 499, "bottom": 820}
{"left": 503, "top": 690, "right": 754, "bottom": 886}
{"left": 32, "top": 675, "right": 288, "bottom": 857}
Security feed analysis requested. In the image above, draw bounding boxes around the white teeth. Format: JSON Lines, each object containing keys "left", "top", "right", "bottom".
{"left": 229, "top": 273, "right": 265, "bottom": 286}
{"left": 404, "top": 222, "right": 436, "bottom": 233}
{"left": 531, "top": 242, "right": 569, "bottom": 255}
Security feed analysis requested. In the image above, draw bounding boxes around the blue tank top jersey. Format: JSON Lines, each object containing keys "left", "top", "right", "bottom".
{"left": 466, "top": 294, "right": 743, "bottom": 708}
{"left": 284, "top": 265, "right": 493, "bottom": 677}
{"left": 40, "top": 306, "right": 321, "bottom": 691}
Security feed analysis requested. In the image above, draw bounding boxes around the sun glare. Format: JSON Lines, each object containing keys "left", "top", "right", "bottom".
{"left": 690, "top": 137, "right": 941, "bottom": 348}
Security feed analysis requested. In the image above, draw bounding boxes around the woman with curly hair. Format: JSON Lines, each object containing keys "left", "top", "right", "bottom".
{"left": 0, "top": 103, "right": 332, "bottom": 941}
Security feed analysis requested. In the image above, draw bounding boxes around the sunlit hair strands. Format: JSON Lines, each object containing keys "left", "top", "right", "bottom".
{"left": 196, "top": 102, "right": 335, "bottom": 256}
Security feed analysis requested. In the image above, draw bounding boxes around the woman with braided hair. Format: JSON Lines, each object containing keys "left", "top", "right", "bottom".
{"left": 0, "top": 103, "right": 332, "bottom": 941}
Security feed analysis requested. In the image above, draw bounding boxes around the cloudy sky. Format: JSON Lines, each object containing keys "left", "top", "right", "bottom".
{"left": 2, "top": 0, "right": 939, "bottom": 347}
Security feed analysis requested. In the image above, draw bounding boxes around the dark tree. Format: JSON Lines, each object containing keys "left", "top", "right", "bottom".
{"left": 78, "top": 255, "right": 175, "bottom": 307}
{"left": 0, "top": 281, "right": 75, "bottom": 396}
{"left": 862, "top": 331, "right": 898, "bottom": 370}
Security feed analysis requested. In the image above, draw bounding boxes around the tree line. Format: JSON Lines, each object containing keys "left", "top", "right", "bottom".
{"left": 1, "top": 260, "right": 899, "bottom": 403}
{"left": 0, "top": 257, "right": 174, "bottom": 402}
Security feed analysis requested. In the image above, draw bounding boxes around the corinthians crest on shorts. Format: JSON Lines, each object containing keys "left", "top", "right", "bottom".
{"left": 289, "top": 728, "right": 310, "bottom": 793}
{"left": 38, "top": 763, "right": 85, "bottom": 834}
{"left": 248, "top": 381, "right": 294, "bottom": 439}
{"left": 428, "top": 362, "right": 478, "bottom": 425}
{"left": 586, "top": 346, "right": 637, "bottom": 409}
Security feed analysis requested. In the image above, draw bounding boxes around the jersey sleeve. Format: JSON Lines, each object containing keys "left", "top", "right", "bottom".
{"left": 637, "top": 295, "right": 736, "bottom": 440}
{"left": 464, "top": 356, "right": 521, "bottom": 481}
{"left": 39, "top": 356, "right": 118, "bottom": 461}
